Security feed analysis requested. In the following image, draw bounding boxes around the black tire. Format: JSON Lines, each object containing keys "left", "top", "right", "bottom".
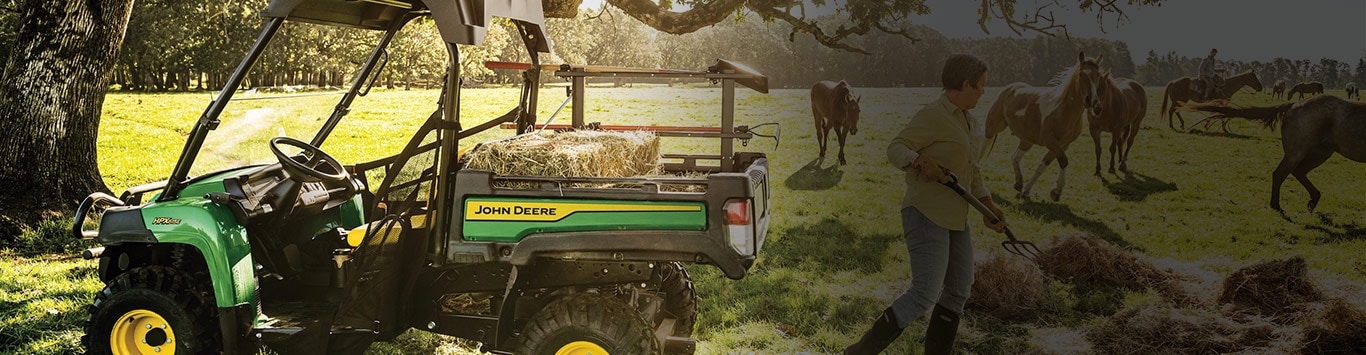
{"left": 514, "top": 293, "right": 659, "bottom": 355}
{"left": 656, "top": 262, "right": 698, "bottom": 338}
{"left": 84, "top": 266, "right": 220, "bottom": 355}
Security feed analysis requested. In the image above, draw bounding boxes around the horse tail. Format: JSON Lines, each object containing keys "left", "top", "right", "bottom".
{"left": 1160, "top": 84, "right": 1171, "bottom": 120}
{"left": 1182, "top": 101, "right": 1294, "bottom": 130}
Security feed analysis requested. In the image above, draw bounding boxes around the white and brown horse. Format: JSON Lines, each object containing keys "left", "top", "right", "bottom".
{"left": 811, "top": 80, "right": 862, "bottom": 165}
{"left": 1086, "top": 73, "right": 1148, "bottom": 175}
{"left": 986, "top": 52, "right": 1106, "bottom": 201}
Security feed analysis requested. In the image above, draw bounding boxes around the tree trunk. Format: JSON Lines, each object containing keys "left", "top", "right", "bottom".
{"left": 0, "top": 0, "right": 134, "bottom": 236}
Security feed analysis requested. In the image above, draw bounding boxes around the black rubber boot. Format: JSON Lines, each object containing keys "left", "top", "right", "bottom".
{"left": 922, "top": 304, "right": 961, "bottom": 355}
{"left": 844, "top": 307, "right": 904, "bottom": 355}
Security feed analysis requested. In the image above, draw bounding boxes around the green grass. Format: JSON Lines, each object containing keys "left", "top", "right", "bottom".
{"left": 4, "top": 85, "right": 1364, "bottom": 354}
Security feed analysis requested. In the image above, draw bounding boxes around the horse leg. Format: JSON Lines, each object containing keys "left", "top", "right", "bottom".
{"left": 1090, "top": 125, "right": 1103, "bottom": 177}
{"left": 1011, "top": 142, "right": 1033, "bottom": 194}
{"left": 1108, "top": 129, "right": 1120, "bottom": 174}
{"left": 1270, "top": 158, "right": 1293, "bottom": 211}
{"left": 836, "top": 127, "right": 848, "bottom": 165}
{"left": 1121, "top": 125, "right": 1138, "bottom": 172}
{"left": 1022, "top": 149, "right": 1057, "bottom": 200}
{"left": 1292, "top": 149, "right": 1334, "bottom": 212}
{"left": 1050, "top": 151, "right": 1070, "bottom": 202}
{"left": 815, "top": 113, "right": 827, "bottom": 157}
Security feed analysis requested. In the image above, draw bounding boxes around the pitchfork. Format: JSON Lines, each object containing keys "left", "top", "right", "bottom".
{"left": 939, "top": 168, "right": 1042, "bottom": 262}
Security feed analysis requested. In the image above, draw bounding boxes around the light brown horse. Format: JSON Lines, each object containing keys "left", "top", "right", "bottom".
{"left": 1286, "top": 81, "right": 1324, "bottom": 100}
{"left": 1272, "top": 79, "right": 1287, "bottom": 100}
{"left": 1160, "top": 70, "right": 1264, "bottom": 131}
{"left": 1086, "top": 73, "right": 1148, "bottom": 175}
{"left": 1187, "top": 95, "right": 1366, "bottom": 211}
{"left": 811, "top": 80, "right": 861, "bottom": 165}
{"left": 986, "top": 52, "right": 1105, "bottom": 201}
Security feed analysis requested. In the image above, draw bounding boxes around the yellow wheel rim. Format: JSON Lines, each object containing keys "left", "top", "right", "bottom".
{"left": 110, "top": 309, "right": 176, "bottom": 355}
{"left": 555, "top": 341, "right": 610, "bottom": 355}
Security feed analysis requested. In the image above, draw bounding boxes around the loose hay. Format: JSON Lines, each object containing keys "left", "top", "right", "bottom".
{"left": 1299, "top": 299, "right": 1366, "bottom": 353}
{"left": 462, "top": 131, "right": 663, "bottom": 188}
{"left": 968, "top": 251, "right": 1046, "bottom": 320}
{"left": 1086, "top": 302, "right": 1292, "bottom": 354}
{"left": 1217, "top": 257, "right": 1324, "bottom": 317}
{"left": 1035, "top": 232, "right": 1171, "bottom": 290}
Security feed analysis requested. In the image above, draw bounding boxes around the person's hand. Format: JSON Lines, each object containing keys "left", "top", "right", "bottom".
{"left": 982, "top": 198, "right": 1008, "bottom": 233}
{"left": 913, "top": 155, "right": 949, "bottom": 183}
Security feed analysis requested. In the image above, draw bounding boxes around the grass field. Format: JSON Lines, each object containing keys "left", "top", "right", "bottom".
{"left": 3, "top": 83, "right": 1364, "bottom": 354}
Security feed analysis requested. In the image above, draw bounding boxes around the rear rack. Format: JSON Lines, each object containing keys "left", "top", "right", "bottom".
{"left": 486, "top": 59, "right": 770, "bottom": 172}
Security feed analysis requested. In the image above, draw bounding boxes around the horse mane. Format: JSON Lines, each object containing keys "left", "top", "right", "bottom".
{"left": 1182, "top": 101, "right": 1294, "bottom": 129}
{"left": 1037, "top": 63, "right": 1082, "bottom": 118}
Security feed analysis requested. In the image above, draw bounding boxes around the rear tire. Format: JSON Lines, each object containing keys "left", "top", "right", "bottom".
{"left": 514, "top": 293, "right": 659, "bottom": 355}
{"left": 656, "top": 262, "right": 698, "bottom": 338}
{"left": 84, "top": 266, "right": 219, "bottom": 355}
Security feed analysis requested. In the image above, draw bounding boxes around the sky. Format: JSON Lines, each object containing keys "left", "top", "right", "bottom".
{"left": 580, "top": 0, "right": 1366, "bottom": 64}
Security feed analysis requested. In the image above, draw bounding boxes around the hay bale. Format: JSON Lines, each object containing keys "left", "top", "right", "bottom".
{"left": 1299, "top": 299, "right": 1366, "bottom": 354}
{"left": 1217, "top": 257, "right": 1324, "bottom": 317}
{"left": 968, "top": 251, "right": 1046, "bottom": 320}
{"left": 1087, "top": 302, "right": 1289, "bottom": 354}
{"left": 1035, "top": 232, "right": 1171, "bottom": 290}
{"left": 463, "top": 131, "right": 661, "bottom": 186}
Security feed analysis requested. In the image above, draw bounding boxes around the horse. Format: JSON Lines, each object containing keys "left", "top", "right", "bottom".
{"left": 1347, "top": 82, "right": 1359, "bottom": 100}
{"left": 1160, "top": 70, "right": 1264, "bottom": 131}
{"left": 1186, "top": 95, "right": 1366, "bottom": 211}
{"left": 1086, "top": 73, "right": 1148, "bottom": 176}
{"left": 811, "top": 80, "right": 862, "bottom": 165}
{"left": 1286, "top": 81, "right": 1324, "bottom": 100}
{"left": 1272, "top": 80, "right": 1287, "bottom": 100}
{"left": 985, "top": 52, "right": 1105, "bottom": 201}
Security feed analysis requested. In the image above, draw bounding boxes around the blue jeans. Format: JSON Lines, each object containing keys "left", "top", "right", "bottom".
{"left": 889, "top": 206, "right": 974, "bottom": 328}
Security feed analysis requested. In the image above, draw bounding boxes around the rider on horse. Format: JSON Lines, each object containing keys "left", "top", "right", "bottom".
{"left": 1195, "top": 48, "right": 1226, "bottom": 101}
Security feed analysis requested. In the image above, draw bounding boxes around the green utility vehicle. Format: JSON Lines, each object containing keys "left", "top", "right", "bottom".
{"left": 72, "top": 0, "right": 773, "bottom": 354}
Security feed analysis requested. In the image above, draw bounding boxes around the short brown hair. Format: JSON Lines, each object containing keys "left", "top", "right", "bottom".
{"left": 942, "top": 54, "right": 989, "bottom": 91}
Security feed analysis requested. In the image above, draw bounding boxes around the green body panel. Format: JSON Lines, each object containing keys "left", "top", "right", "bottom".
{"left": 135, "top": 167, "right": 365, "bottom": 318}
{"left": 140, "top": 180, "right": 257, "bottom": 310}
{"left": 462, "top": 197, "right": 706, "bottom": 242}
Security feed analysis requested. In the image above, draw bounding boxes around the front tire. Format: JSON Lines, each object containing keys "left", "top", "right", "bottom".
{"left": 514, "top": 293, "right": 659, "bottom": 355}
{"left": 84, "top": 266, "right": 219, "bottom": 355}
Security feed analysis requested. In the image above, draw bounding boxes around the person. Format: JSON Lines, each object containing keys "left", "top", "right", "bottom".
{"left": 1197, "top": 48, "right": 1225, "bottom": 100}
{"left": 844, "top": 54, "right": 1008, "bottom": 355}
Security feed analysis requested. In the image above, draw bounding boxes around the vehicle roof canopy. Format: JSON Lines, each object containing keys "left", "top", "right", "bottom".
{"left": 265, "top": 0, "right": 551, "bottom": 53}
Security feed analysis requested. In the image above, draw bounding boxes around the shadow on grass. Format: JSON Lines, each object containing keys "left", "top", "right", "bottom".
{"left": 763, "top": 218, "right": 900, "bottom": 274}
{"left": 1102, "top": 171, "right": 1178, "bottom": 202}
{"left": 783, "top": 157, "right": 843, "bottom": 191}
{"left": 1305, "top": 213, "right": 1366, "bottom": 243}
{"left": 998, "top": 198, "right": 1132, "bottom": 249}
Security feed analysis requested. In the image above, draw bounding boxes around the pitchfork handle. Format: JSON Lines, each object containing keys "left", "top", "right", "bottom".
{"left": 940, "top": 170, "right": 1015, "bottom": 237}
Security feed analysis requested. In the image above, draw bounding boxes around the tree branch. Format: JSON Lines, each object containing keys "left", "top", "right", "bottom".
{"left": 543, "top": 0, "right": 584, "bottom": 18}
{"left": 605, "top": 0, "right": 747, "bottom": 34}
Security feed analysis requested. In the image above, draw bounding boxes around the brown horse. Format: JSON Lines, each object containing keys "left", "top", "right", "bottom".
{"left": 811, "top": 80, "right": 862, "bottom": 165}
{"left": 1086, "top": 73, "right": 1148, "bottom": 175}
{"left": 986, "top": 52, "right": 1105, "bottom": 201}
{"left": 1286, "top": 81, "right": 1324, "bottom": 100}
{"left": 1161, "top": 70, "right": 1264, "bottom": 131}
{"left": 1347, "top": 82, "right": 1359, "bottom": 100}
{"left": 1188, "top": 95, "right": 1366, "bottom": 211}
{"left": 1272, "top": 79, "right": 1287, "bottom": 100}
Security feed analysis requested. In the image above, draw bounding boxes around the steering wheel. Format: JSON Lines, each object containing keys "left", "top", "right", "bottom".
{"left": 269, "top": 137, "right": 349, "bottom": 182}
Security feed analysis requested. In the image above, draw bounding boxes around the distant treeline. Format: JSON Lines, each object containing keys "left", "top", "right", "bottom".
{"left": 2, "top": 0, "right": 1360, "bottom": 91}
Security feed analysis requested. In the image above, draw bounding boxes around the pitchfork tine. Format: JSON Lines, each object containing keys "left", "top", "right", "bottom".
{"left": 1000, "top": 227, "right": 1042, "bottom": 261}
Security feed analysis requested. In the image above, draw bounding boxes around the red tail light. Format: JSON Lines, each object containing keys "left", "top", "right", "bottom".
{"left": 725, "top": 199, "right": 751, "bottom": 225}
